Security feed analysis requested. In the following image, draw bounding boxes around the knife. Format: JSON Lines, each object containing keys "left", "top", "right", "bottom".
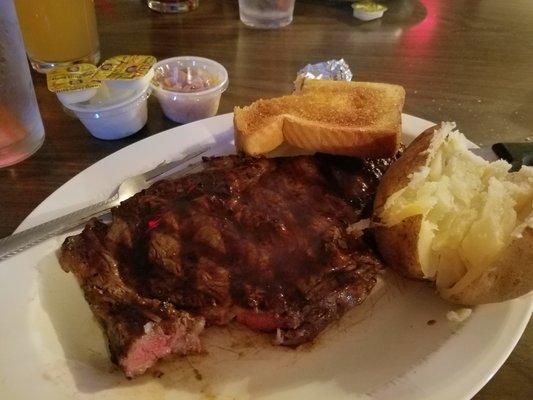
{"left": 0, "top": 160, "right": 205, "bottom": 262}
{"left": 472, "top": 142, "right": 533, "bottom": 170}
{"left": 492, "top": 142, "right": 533, "bottom": 171}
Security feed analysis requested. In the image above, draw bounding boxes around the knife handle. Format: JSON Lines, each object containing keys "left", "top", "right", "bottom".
{"left": 492, "top": 142, "right": 533, "bottom": 171}
{"left": 0, "top": 196, "right": 118, "bottom": 262}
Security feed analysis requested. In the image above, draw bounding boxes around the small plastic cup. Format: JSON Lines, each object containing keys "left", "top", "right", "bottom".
{"left": 352, "top": 2, "right": 387, "bottom": 21}
{"left": 238, "top": 0, "right": 296, "bottom": 29}
{"left": 150, "top": 56, "right": 228, "bottom": 124}
{"left": 56, "top": 88, "right": 98, "bottom": 105}
{"left": 105, "top": 68, "right": 155, "bottom": 92}
{"left": 65, "top": 86, "right": 151, "bottom": 140}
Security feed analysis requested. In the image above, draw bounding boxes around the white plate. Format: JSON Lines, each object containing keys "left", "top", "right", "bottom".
{"left": 0, "top": 113, "right": 531, "bottom": 400}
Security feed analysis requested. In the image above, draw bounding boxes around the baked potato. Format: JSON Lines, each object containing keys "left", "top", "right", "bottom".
{"left": 372, "top": 122, "right": 533, "bottom": 305}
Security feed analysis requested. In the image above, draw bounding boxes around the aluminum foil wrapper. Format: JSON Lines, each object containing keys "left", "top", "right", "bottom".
{"left": 297, "top": 59, "right": 353, "bottom": 81}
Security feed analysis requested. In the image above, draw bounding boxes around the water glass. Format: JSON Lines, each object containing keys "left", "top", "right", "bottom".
{"left": 147, "top": 0, "right": 199, "bottom": 13}
{"left": 239, "top": 0, "right": 296, "bottom": 29}
{"left": 0, "top": 0, "right": 45, "bottom": 167}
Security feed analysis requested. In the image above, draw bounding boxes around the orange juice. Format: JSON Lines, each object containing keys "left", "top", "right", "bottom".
{"left": 14, "top": 0, "right": 100, "bottom": 71}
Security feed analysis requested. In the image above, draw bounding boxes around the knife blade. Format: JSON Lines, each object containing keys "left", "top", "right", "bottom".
{"left": 0, "top": 161, "right": 205, "bottom": 262}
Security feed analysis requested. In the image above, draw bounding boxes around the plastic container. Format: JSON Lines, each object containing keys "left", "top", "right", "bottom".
{"left": 65, "top": 86, "right": 151, "bottom": 140}
{"left": 352, "top": 2, "right": 387, "bottom": 21}
{"left": 151, "top": 56, "right": 228, "bottom": 124}
{"left": 352, "top": 1, "right": 387, "bottom": 21}
{"left": 56, "top": 88, "right": 98, "bottom": 105}
{"left": 94, "top": 55, "right": 156, "bottom": 91}
{"left": 46, "top": 55, "right": 155, "bottom": 140}
{"left": 106, "top": 68, "right": 154, "bottom": 91}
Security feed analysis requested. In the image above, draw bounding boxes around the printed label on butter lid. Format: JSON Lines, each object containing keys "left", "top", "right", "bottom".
{"left": 94, "top": 55, "right": 157, "bottom": 81}
{"left": 47, "top": 64, "right": 100, "bottom": 93}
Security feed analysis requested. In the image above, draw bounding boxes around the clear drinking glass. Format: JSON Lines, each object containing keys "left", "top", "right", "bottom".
{"left": 147, "top": 0, "right": 199, "bottom": 13}
{"left": 0, "top": 0, "right": 45, "bottom": 167}
{"left": 13, "top": 0, "right": 100, "bottom": 73}
{"left": 238, "top": 0, "right": 296, "bottom": 29}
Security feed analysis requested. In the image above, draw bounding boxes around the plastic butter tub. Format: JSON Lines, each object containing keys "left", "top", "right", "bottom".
{"left": 94, "top": 55, "right": 156, "bottom": 91}
{"left": 352, "top": 2, "right": 387, "bottom": 21}
{"left": 47, "top": 56, "right": 155, "bottom": 140}
{"left": 151, "top": 56, "right": 228, "bottom": 124}
{"left": 46, "top": 63, "right": 100, "bottom": 105}
{"left": 64, "top": 86, "right": 151, "bottom": 140}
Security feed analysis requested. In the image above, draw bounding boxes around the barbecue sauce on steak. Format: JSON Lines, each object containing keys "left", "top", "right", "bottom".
{"left": 60, "top": 153, "right": 396, "bottom": 376}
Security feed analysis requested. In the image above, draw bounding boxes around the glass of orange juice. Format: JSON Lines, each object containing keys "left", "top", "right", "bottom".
{"left": 14, "top": 0, "right": 100, "bottom": 73}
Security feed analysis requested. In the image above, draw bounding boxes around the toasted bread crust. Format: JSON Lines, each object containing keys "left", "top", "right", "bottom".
{"left": 234, "top": 81, "right": 405, "bottom": 158}
{"left": 283, "top": 116, "right": 400, "bottom": 158}
{"left": 234, "top": 110, "right": 284, "bottom": 155}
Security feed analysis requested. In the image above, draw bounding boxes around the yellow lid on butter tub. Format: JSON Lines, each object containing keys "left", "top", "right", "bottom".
{"left": 46, "top": 64, "right": 100, "bottom": 93}
{"left": 94, "top": 55, "right": 156, "bottom": 90}
{"left": 46, "top": 64, "right": 100, "bottom": 104}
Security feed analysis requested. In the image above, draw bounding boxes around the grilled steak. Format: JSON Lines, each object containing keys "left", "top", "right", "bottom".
{"left": 60, "top": 154, "right": 395, "bottom": 377}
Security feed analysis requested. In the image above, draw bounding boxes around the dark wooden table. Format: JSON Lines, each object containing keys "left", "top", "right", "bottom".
{"left": 1, "top": 0, "right": 531, "bottom": 398}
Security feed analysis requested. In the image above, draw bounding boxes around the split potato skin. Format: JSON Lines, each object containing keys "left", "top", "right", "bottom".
{"left": 373, "top": 215, "right": 425, "bottom": 280}
{"left": 441, "top": 227, "right": 533, "bottom": 305}
{"left": 373, "top": 126, "right": 437, "bottom": 213}
{"left": 372, "top": 124, "right": 533, "bottom": 305}
{"left": 372, "top": 126, "right": 438, "bottom": 281}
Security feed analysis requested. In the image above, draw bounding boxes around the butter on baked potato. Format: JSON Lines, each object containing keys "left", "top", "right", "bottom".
{"left": 373, "top": 122, "right": 533, "bottom": 305}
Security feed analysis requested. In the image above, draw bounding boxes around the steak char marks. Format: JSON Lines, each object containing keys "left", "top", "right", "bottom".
{"left": 60, "top": 154, "right": 394, "bottom": 377}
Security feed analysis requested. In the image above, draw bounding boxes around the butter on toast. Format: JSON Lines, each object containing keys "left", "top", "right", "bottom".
{"left": 234, "top": 80, "right": 405, "bottom": 158}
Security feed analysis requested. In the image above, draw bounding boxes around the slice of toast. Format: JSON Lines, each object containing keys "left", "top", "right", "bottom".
{"left": 234, "top": 80, "right": 405, "bottom": 158}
